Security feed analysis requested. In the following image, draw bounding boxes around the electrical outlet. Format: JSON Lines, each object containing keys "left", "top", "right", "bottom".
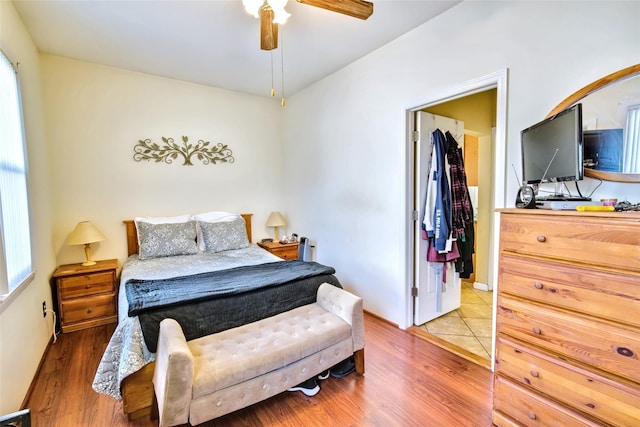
{"left": 42, "top": 301, "right": 46, "bottom": 318}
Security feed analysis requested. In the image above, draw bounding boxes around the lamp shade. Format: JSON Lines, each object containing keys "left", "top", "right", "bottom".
{"left": 67, "top": 221, "right": 106, "bottom": 245}
{"left": 265, "top": 211, "right": 287, "bottom": 228}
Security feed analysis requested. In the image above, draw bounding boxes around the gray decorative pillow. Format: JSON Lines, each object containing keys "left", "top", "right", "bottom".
{"left": 137, "top": 221, "right": 198, "bottom": 260}
{"left": 199, "top": 217, "right": 249, "bottom": 253}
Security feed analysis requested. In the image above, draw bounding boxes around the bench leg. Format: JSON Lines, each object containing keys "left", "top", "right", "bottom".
{"left": 150, "top": 391, "right": 159, "bottom": 421}
{"left": 354, "top": 349, "right": 365, "bottom": 375}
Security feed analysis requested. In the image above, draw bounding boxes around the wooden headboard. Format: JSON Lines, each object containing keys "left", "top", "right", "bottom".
{"left": 123, "top": 213, "right": 253, "bottom": 257}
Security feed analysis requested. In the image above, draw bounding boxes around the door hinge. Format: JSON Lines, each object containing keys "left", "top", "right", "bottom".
{"left": 412, "top": 210, "right": 419, "bottom": 221}
{"left": 411, "top": 287, "right": 418, "bottom": 297}
{"left": 411, "top": 130, "right": 419, "bottom": 142}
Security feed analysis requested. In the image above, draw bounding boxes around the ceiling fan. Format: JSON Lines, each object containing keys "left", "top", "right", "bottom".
{"left": 243, "top": 0, "right": 374, "bottom": 50}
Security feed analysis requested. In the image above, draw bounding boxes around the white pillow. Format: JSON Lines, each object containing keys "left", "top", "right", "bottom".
{"left": 134, "top": 214, "right": 191, "bottom": 225}
{"left": 191, "top": 211, "right": 239, "bottom": 223}
{"left": 191, "top": 211, "right": 240, "bottom": 250}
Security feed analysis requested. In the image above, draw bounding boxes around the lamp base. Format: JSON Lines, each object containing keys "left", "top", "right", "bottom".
{"left": 82, "top": 243, "right": 96, "bottom": 267}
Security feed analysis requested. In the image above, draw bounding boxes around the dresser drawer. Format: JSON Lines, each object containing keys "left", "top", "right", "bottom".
{"left": 499, "top": 252, "right": 640, "bottom": 328}
{"left": 496, "top": 336, "right": 640, "bottom": 426}
{"left": 60, "top": 294, "right": 116, "bottom": 324}
{"left": 493, "top": 375, "right": 602, "bottom": 427}
{"left": 499, "top": 214, "right": 640, "bottom": 272}
{"left": 58, "top": 271, "right": 116, "bottom": 299}
{"left": 497, "top": 295, "right": 640, "bottom": 384}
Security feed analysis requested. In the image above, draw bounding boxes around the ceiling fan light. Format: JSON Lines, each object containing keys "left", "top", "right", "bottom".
{"left": 271, "top": 7, "right": 291, "bottom": 24}
{"left": 268, "top": 0, "right": 290, "bottom": 24}
{"left": 243, "top": 0, "right": 264, "bottom": 18}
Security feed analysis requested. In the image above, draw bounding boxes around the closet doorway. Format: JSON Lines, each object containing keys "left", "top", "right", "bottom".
{"left": 405, "top": 70, "right": 508, "bottom": 370}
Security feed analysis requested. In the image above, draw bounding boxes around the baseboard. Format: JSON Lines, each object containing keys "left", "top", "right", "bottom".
{"left": 21, "top": 334, "right": 54, "bottom": 410}
{"left": 363, "top": 309, "right": 398, "bottom": 329}
{"left": 473, "top": 281, "right": 490, "bottom": 291}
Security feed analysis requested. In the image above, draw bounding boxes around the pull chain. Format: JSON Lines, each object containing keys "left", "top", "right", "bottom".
{"left": 270, "top": 50, "right": 275, "bottom": 97}
{"left": 280, "top": 29, "right": 285, "bottom": 106}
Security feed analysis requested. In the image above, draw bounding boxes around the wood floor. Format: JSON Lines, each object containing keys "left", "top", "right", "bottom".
{"left": 25, "top": 313, "right": 494, "bottom": 426}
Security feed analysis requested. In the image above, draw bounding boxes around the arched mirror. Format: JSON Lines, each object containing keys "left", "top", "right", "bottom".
{"left": 547, "top": 64, "right": 640, "bottom": 183}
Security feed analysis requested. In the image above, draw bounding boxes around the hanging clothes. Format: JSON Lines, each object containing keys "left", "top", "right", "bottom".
{"left": 445, "top": 130, "right": 475, "bottom": 278}
{"left": 423, "top": 128, "right": 452, "bottom": 253}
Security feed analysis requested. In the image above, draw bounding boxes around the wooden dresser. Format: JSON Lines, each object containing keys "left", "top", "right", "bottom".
{"left": 493, "top": 209, "right": 640, "bottom": 426}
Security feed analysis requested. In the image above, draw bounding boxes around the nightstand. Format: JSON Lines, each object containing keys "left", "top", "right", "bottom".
{"left": 52, "top": 259, "right": 118, "bottom": 333}
{"left": 257, "top": 241, "right": 300, "bottom": 260}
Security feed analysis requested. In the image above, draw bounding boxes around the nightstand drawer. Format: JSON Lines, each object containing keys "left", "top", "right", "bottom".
{"left": 257, "top": 241, "right": 300, "bottom": 260}
{"left": 269, "top": 246, "right": 298, "bottom": 260}
{"left": 493, "top": 375, "right": 601, "bottom": 427}
{"left": 60, "top": 294, "right": 116, "bottom": 325}
{"left": 497, "top": 295, "right": 640, "bottom": 384}
{"left": 58, "top": 271, "right": 116, "bottom": 299}
{"left": 496, "top": 337, "right": 640, "bottom": 427}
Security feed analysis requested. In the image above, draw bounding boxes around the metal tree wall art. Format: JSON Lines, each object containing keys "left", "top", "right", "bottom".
{"left": 133, "top": 136, "right": 234, "bottom": 165}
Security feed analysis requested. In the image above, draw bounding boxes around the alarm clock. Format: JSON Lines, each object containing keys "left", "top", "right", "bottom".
{"left": 516, "top": 185, "right": 536, "bottom": 209}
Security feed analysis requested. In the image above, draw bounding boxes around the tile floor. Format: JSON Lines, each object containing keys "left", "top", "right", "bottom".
{"left": 418, "top": 281, "right": 494, "bottom": 360}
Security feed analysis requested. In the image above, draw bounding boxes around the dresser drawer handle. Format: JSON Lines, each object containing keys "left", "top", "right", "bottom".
{"left": 85, "top": 284, "right": 92, "bottom": 289}
{"left": 586, "top": 403, "right": 596, "bottom": 409}
{"left": 533, "top": 282, "right": 543, "bottom": 290}
{"left": 87, "top": 308, "right": 93, "bottom": 314}
{"left": 536, "top": 235, "right": 546, "bottom": 243}
{"left": 528, "top": 411, "right": 537, "bottom": 420}
{"left": 616, "top": 347, "right": 634, "bottom": 357}
{"left": 532, "top": 327, "right": 542, "bottom": 335}
{"left": 530, "top": 370, "right": 539, "bottom": 378}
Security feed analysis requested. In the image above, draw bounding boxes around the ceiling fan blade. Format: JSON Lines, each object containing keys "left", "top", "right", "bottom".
{"left": 260, "top": 7, "right": 278, "bottom": 50}
{"left": 297, "top": 0, "right": 374, "bottom": 20}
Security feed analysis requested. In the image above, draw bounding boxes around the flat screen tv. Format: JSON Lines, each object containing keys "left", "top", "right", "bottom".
{"left": 521, "top": 103, "right": 583, "bottom": 185}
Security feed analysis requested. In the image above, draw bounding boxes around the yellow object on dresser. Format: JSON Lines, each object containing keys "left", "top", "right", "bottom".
{"left": 493, "top": 209, "right": 640, "bottom": 427}
{"left": 53, "top": 259, "right": 118, "bottom": 333}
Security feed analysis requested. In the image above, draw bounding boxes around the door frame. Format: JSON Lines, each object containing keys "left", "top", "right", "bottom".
{"left": 403, "top": 69, "right": 508, "bottom": 370}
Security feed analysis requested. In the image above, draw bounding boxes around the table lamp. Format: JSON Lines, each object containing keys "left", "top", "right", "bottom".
{"left": 265, "top": 211, "right": 287, "bottom": 241}
{"left": 67, "top": 221, "right": 106, "bottom": 266}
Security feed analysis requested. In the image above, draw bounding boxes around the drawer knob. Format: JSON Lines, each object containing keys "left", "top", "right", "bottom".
{"left": 87, "top": 308, "right": 93, "bottom": 314}
{"left": 616, "top": 347, "right": 634, "bottom": 357}
{"left": 528, "top": 411, "right": 537, "bottom": 420}
{"left": 530, "top": 370, "right": 539, "bottom": 378}
{"left": 536, "top": 235, "right": 546, "bottom": 242}
{"left": 532, "top": 327, "right": 542, "bottom": 335}
{"left": 533, "top": 282, "right": 543, "bottom": 290}
{"left": 85, "top": 284, "right": 92, "bottom": 289}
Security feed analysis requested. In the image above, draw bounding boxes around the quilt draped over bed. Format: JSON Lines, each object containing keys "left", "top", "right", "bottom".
{"left": 126, "top": 260, "right": 339, "bottom": 352}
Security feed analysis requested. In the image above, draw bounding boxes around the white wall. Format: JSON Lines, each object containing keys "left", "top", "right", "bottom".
{"left": 0, "top": 1, "right": 56, "bottom": 414}
{"left": 41, "top": 56, "right": 286, "bottom": 265}
{"left": 282, "top": 1, "right": 640, "bottom": 327}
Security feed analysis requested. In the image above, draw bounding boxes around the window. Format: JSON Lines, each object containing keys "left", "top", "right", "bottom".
{"left": 623, "top": 104, "right": 640, "bottom": 173}
{"left": 0, "top": 50, "right": 33, "bottom": 299}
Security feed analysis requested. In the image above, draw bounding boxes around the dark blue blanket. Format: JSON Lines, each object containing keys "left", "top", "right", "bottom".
{"left": 126, "top": 260, "right": 336, "bottom": 316}
{"left": 125, "top": 260, "right": 341, "bottom": 351}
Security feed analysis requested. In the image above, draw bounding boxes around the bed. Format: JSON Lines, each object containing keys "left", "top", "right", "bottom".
{"left": 91, "top": 213, "right": 342, "bottom": 419}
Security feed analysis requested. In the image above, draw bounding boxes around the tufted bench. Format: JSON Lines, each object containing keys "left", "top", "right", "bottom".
{"left": 151, "top": 283, "right": 365, "bottom": 427}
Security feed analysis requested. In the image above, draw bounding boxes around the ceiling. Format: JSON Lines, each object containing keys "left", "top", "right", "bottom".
{"left": 12, "top": 0, "right": 460, "bottom": 98}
